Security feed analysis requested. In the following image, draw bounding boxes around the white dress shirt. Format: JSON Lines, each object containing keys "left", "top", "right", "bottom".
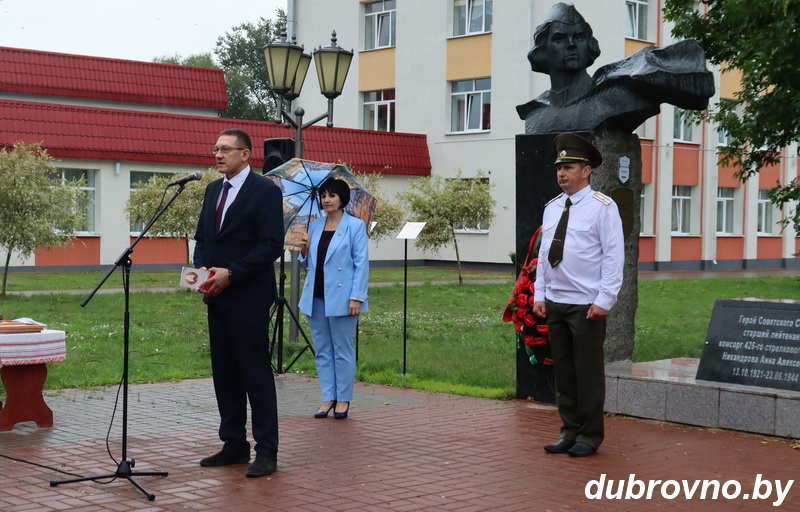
{"left": 534, "top": 185, "right": 624, "bottom": 311}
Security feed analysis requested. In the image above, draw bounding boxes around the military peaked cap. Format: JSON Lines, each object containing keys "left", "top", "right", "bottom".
{"left": 552, "top": 132, "right": 603, "bottom": 168}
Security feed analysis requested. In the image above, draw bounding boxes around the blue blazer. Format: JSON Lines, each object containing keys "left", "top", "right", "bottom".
{"left": 193, "top": 170, "right": 284, "bottom": 310}
{"left": 298, "top": 212, "right": 369, "bottom": 317}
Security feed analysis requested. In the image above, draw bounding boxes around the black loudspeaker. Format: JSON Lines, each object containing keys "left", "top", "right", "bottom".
{"left": 263, "top": 138, "right": 295, "bottom": 174}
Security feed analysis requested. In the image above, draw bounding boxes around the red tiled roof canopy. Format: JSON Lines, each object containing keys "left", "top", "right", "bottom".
{"left": 0, "top": 99, "right": 431, "bottom": 176}
{"left": 0, "top": 47, "right": 228, "bottom": 110}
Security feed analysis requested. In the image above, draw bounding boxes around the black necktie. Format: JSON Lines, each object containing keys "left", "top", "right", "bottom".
{"left": 548, "top": 198, "right": 572, "bottom": 268}
{"left": 215, "top": 182, "right": 232, "bottom": 233}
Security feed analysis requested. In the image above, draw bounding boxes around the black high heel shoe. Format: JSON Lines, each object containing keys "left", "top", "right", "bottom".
{"left": 333, "top": 402, "right": 350, "bottom": 419}
{"left": 314, "top": 401, "right": 336, "bottom": 418}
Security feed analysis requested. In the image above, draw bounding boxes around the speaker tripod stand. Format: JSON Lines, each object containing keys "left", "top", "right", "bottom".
{"left": 269, "top": 252, "right": 315, "bottom": 373}
{"left": 50, "top": 183, "right": 187, "bottom": 500}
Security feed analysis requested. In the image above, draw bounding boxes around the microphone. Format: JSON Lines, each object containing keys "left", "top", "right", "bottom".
{"left": 168, "top": 171, "right": 203, "bottom": 187}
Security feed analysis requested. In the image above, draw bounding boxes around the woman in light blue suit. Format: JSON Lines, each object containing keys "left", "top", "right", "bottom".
{"left": 298, "top": 178, "right": 369, "bottom": 419}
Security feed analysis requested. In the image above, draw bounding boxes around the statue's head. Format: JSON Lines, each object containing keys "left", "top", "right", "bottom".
{"left": 528, "top": 3, "right": 601, "bottom": 75}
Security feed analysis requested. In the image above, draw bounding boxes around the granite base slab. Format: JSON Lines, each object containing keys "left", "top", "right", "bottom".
{"left": 605, "top": 358, "right": 800, "bottom": 438}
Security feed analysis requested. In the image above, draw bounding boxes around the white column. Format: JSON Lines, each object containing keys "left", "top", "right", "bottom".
{"left": 742, "top": 169, "right": 759, "bottom": 262}
{"left": 654, "top": 107, "right": 674, "bottom": 264}
{"left": 701, "top": 105, "right": 720, "bottom": 264}
{"left": 782, "top": 142, "right": 799, "bottom": 258}
{"left": 98, "top": 162, "right": 132, "bottom": 265}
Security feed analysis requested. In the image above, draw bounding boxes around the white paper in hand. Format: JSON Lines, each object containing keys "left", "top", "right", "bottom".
{"left": 180, "top": 267, "right": 214, "bottom": 291}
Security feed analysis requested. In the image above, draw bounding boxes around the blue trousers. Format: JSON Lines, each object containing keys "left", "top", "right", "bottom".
{"left": 306, "top": 297, "right": 358, "bottom": 402}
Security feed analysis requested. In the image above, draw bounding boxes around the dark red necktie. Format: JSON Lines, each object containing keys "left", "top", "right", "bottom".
{"left": 548, "top": 197, "right": 572, "bottom": 268}
{"left": 215, "top": 182, "right": 232, "bottom": 233}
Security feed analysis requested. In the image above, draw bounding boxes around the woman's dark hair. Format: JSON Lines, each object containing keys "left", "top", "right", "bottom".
{"left": 318, "top": 178, "right": 350, "bottom": 209}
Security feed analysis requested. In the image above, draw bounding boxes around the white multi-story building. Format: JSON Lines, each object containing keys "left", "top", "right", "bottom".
{"left": 291, "top": 0, "right": 799, "bottom": 270}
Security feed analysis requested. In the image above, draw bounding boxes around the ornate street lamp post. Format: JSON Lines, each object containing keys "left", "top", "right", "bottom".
{"left": 263, "top": 31, "right": 353, "bottom": 351}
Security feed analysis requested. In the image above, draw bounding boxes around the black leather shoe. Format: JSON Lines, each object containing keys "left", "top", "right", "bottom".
{"left": 543, "top": 439, "right": 575, "bottom": 453}
{"left": 199, "top": 450, "right": 250, "bottom": 467}
{"left": 567, "top": 442, "right": 597, "bottom": 457}
{"left": 246, "top": 456, "right": 277, "bottom": 478}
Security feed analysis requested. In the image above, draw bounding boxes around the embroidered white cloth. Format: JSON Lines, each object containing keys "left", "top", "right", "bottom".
{"left": 0, "top": 330, "right": 67, "bottom": 366}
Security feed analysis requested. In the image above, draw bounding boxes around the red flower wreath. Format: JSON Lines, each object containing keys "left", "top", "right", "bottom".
{"left": 503, "top": 257, "right": 549, "bottom": 347}
{"left": 503, "top": 226, "right": 552, "bottom": 366}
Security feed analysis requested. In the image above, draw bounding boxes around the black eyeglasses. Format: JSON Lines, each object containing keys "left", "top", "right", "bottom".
{"left": 212, "top": 146, "right": 247, "bottom": 155}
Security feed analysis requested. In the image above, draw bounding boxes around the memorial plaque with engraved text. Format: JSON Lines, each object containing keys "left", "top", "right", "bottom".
{"left": 697, "top": 299, "right": 800, "bottom": 391}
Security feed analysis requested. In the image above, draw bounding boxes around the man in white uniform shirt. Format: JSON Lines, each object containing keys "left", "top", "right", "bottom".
{"left": 533, "top": 133, "right": 624, "bottom": 458}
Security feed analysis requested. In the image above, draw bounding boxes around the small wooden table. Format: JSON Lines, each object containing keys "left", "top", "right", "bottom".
{"left": 0, "top": 329, "right": 66, "bottom": 431}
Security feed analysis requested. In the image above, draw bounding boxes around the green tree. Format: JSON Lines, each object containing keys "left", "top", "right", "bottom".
{"left": 153, "top": 52, "right": 218, "bottom": 69}
{"left": 399, "top": 171, "right": 496, "bottom": 284}
{"left": 214, "top": 11, "right": 287, "bottom": 120}
{"left": 664, "top": 0, "right": 800, "bottom": 231}
{"left": 0, "top": 143, "right": 88, "bottom": 296}
{"left": 354, "top": 171, "right": 406, "bottom": 243}
{"left": 125, "top": 170, "right": 218, "bottom": 265}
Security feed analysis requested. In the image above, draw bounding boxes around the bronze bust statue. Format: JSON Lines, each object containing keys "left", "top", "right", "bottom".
{"left": 517, "top": 3, "right": 715, "bottom": 134}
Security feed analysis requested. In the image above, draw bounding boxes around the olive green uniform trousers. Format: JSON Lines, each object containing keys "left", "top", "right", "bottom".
{"left": 545, "top": 300, "right": 606, "bottom": 449}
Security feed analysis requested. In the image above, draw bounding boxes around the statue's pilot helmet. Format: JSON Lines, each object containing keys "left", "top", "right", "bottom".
{"left": 553, "top": 133, "right": 603, "bottom": 168}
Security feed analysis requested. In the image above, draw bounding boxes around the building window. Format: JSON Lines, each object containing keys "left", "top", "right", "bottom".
{"left": 673, "top": 107, "right": 694, "bottom": 142}
{"left": 453, "top": 0, "right": 492, "bottom": 36}
{"left": 363, "top": 89, "right": 395, "bottom": 131}
{"left": 53, "top": 168, "right": 96, "bottom": 233}
{"left": 717, "top": 99, "right": 734, "bottom": 146}
{"left": 639, "top": 186, "right": 646, "bottom": 235}
{"left": 365, "top": 0, "right": 396, "bottom": 50}
{"left": 130, "top": 171, "right": 173, "bottom": 233}
{"left": 717, "top": 123, "right": 732, "bottom": 147}
{"left": 757, "top": 189, "right": 777, "bottom": 234}
{"left": 671, "top": 185, "right": 692, "bottom": 234}
{"left": 451, "top": 78, "right": 491, "bottom": 133}
{"left": 640, "top": 183, "right": 653, "bottom": 235}
{"left": 716, "top": 187, "right": 735, "bottom": 234}
{"left": 453, "top": 177, "right": 491, "bottom": 233}
{"left": 625, "top": 0, "right": 648, "bottom": 40}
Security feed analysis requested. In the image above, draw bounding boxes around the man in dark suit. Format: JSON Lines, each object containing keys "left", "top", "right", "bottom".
{"left": 194, "top": 128, "right": 284, "bottom": 478}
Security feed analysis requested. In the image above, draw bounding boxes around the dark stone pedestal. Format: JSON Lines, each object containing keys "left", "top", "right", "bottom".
{"left": 514, "top": 134, "right": 562, "bottom": 402}
{"left": 515, "top": 340, "right": 555, "bottom": 402}
{"left": 590, "top": 131, "right": 642, "bottom": 363}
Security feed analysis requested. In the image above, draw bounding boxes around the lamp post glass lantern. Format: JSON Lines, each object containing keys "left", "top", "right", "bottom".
{"left": 263, "top": 30, "right": 353, "bottom": 355}
{"left": 314, "top": 32, "right": 354, "bottom": 99}
{"left": 285, "top": 53, "right": 312, "bottom": 101}
{"left": 264, "top": 31, "right": 353, "bottom": 114}
{"left": 263, "top": 34, "right": 304, "bottom": 96}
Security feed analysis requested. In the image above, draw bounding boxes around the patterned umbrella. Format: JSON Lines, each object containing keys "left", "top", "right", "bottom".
{"left": 265, "top": 158, "right": 377, "bottom": 250}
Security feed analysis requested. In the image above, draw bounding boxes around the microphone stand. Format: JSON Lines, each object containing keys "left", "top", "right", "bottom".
{"left": 49, "top": 184, "right": 188, "bottom": 500}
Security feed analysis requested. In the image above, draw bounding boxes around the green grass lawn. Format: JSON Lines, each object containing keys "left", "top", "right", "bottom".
{"left": 0, "top": 268, "right": 797, "bottom": 400}
{"left": 633, "top": 276, "right": 800, "bottom": 361}
{"left": 1, "top": 266, "right": 512, "bottom": 291}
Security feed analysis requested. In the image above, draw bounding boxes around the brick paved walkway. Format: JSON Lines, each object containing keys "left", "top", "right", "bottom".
{"left": 0, "top": 374, "right": 798, "bottom": 511}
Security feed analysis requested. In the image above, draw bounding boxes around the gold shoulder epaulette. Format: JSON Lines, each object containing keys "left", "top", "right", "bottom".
{"left": 545, "top": 193, "right": 564, "bottom": 207}
{"left": 592, "top": 191, "right": 612, "bottom": 205}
